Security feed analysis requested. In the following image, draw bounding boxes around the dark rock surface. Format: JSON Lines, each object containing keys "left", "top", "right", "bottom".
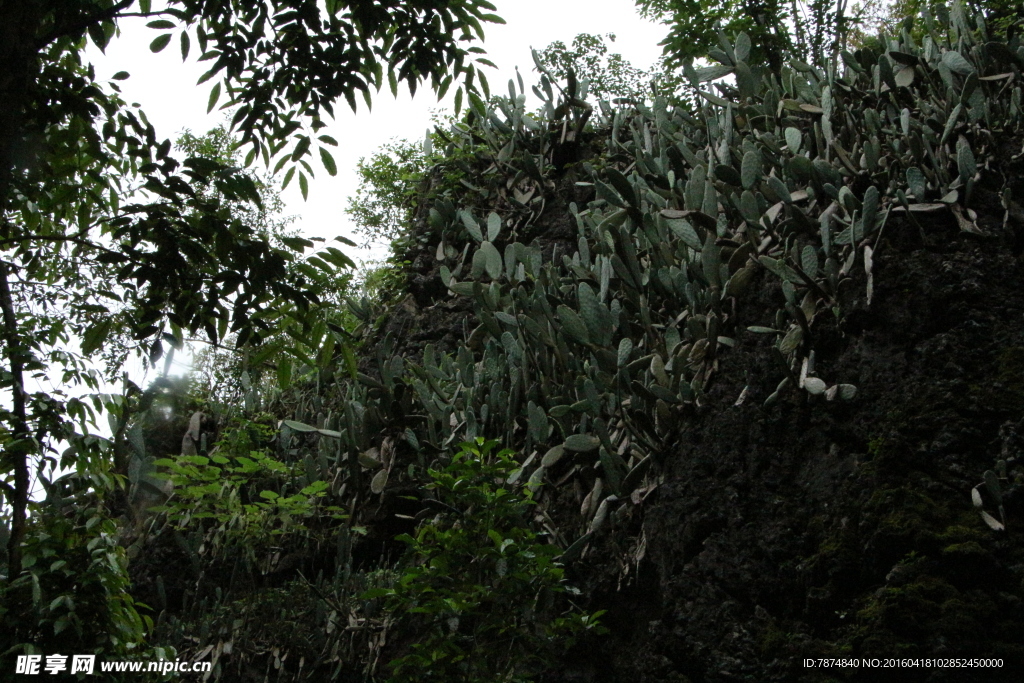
{"left": 546, "top": 168, "right": 1024, "bottom": 682}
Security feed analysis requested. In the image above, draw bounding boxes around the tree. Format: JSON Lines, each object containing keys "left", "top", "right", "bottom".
{"left": 0, "top": 0, "right": 502, "bottom": 604}
{"left": 847, "top": 0, "right": 1024, "bottom": 46}
{"left": 345, "top": 138, "right": 427, "bottom": 247}
{"left": 635, "top": 0, "right": 858, "bottom": 73}
{"left": 345, "top": 33, "right": 677, "bottom": 258}
{"left": 536, "top": 33, "right": 656, "bottom": 103}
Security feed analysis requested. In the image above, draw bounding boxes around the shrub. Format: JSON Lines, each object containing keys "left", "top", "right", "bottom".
{"left": 368, "top": 438, "right": 603, "bottom": 683}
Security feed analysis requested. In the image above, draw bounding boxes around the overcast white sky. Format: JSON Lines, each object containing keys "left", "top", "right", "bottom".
{"left": 89, "top": 0, "right": 668, "bottom": 265}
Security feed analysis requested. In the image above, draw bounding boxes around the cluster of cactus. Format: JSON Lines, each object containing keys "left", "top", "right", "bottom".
{"left": 271, "top": 4, "right": 1023, "bottom": 558}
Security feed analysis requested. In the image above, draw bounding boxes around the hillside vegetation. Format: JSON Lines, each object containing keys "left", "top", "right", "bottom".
{"left": 5, "top": 3, "right": 1024, "bottom": 682}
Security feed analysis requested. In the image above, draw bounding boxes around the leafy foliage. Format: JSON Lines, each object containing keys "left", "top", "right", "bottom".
{"left": 637, "top": 0, "right": 864, "bottom": 72}
{"left": 151, "top": 416, "right": 343, "bottom": 551}
{"left": 281, "top": 0, "right": 1024, "bottom": 597}
{"left": 6, "top": 0, "right": 1023, "bottom": 677}
{"left": 373, "top": 439, "right": 602, "bottom": 682}
{"left": 175, "top": 125, "right": 295, "bottom": 243}
{"left": 346, "top": 139, "right": 427, "bottom": 246}
{"left": 0, "top": 0, "right": 504, "bottom": 660}
{"left": 536, "top": 33, "right": 664, "bottom": 103}
{"left": 0, "top": 471, "right": 164, "bottom": 661}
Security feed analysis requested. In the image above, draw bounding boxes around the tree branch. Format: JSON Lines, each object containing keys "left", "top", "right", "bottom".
{"left": 35, "top": 0, "right": 136, "bottom": 51}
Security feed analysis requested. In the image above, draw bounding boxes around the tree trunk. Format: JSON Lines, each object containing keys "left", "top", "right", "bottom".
{"left": 0, "top": 263, "right": 30, "bottom": 580}
{"left": 0, "top": 0, "right": 43, "bottom": 583}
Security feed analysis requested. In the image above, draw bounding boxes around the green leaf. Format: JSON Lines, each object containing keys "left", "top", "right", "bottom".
{"left": 81, "top": 319, "right": 112, "bottom": 355}
{"left": 941, "top": 50, "right": 975, "bottom": 76}
{"left": 358, "top": 451, "right": 382, "bottom": 468}
{"left": 906, "top": 167, "right": 926, "bottom": 199}
{"left": 941, "top": 104, "right": 962, "bottom": 145}
{"left": 578, "top": 283, "right": 611, "bottom": 347}
{"left": 319, "top": 147, "right": 337, "bottom": 176}
{"left": 957, "top": 136, "right": 976, "bottom": 184}
{"left": 804, "top": 377, "right": 827, "bottom": 395}
{"left": 621, "top": 454, "right": 652, "bottom": 496}
{"left": 487, "top": 212, "right": 501, "bottom": 241}
{"left": 784, "top": 127, "right": 802, "bottom": 153}
{"left": 564, "top": 434, "right": 600, "bottom": 452}
{"left": 801, "top": 245, "right": 818, "bottom": 278}
{"left": 556, "top": 305, "right": 590, "bottom": 344}
{"left": 725, "top": 264, "right": 756, "bottom": 298}
{"left": 528, "top": 402, "right": 549, "bottom": 443}
{"left": 767, "top": 176, "right": 792, "bottom": 203}
{"left": 292, "top": 135, "right": 311, "bottom": 161}
{"left": 694, "top": 65, "right": 733, "bottom": 82}
{"left": 697, "top": 89, "right": 730, "bottom": 107}
{"left": 741, "top": 151, "right": 762, "bottom": 190}
{"left": 715, "top": 164, "right": 741, "bottom": 187}
{"left": 758, "top": 255, "right": 801, "bottom": 284}
{"left": 779, "top": 326, "right": 803, "bottom": 354}
{"left": 480, "top": 241, "right": 502, "bottom": 280}
{"left": 739, "top": 190, "right": 760, "bottom": 223}
{"left": 861, "top": 185, "right": 879, "bottom": 234}
{"left": 112, "top": 71, "right": 130, "bottom": 80}
{"left": 894, "top": 65, "right": 914, "bottom": 88}
{"left": 370, "top": 469, "right": 388, "bottom": 494}
{"left": 461, "top": 210, "right": 483, "bottom": 242}
{"left": 283, "top": 420, "right": 318, "bottom": 433}
{"left": 150, "top": 34, "right": 172, "bottom": 53}
{"left": 701, "top": 231, "right": 721, "bottom": 288}
{"left": 599, "top": 447, "right": 623, "bottom": 495}
{"left": 734, "top": 32, "right": 751, "bottom": 62}
{"left": 605, "top": 168, "right": 637, "bottom": 206}
{"left": 734, "top": 60, "right": 756, "bottom": 101}
{"left": 277, "top": 357, "right": 292, "bottom": 389}
{"left": 206, "top": 82, "right": 221, "bottom": 113}
{"left": 299, "top": 171, "right": 309, "bottom": 200}
{"left": 617, "top": 337, "right": 633, "bottom": 367}
{"left": 280, "top": 235, "right": 314, "bottom": 251}
{"left": 787, "top": 155, "right": 813, "bottom": 182}
{"left": 541, "top": 445, "right": 565, "bottom": 467}
{"left": 180, "top": 31, "right": 190, "bottom": 60}
{"left": 666, "top": 218, "right": 702, "bottom": 250}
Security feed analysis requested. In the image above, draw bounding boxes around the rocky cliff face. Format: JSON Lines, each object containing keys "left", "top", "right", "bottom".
{"left": 372, "top": 131, "right": 1024, "bottom": 683}
{"left": 548, "top": 174, "right": 1024, "bottom": 682}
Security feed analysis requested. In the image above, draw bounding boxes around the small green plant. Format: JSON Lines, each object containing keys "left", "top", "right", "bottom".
{"left": 0, "top": 473, "right": 165, "bottom": 661}
{"left": 368, "top": 438, "right": 603, "bottom": 683}
{"left": 359, "top": 258, "right": 413, "bottom": 304}
{"left": 151, "top": 418, "right": 344, "bottom": 551}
